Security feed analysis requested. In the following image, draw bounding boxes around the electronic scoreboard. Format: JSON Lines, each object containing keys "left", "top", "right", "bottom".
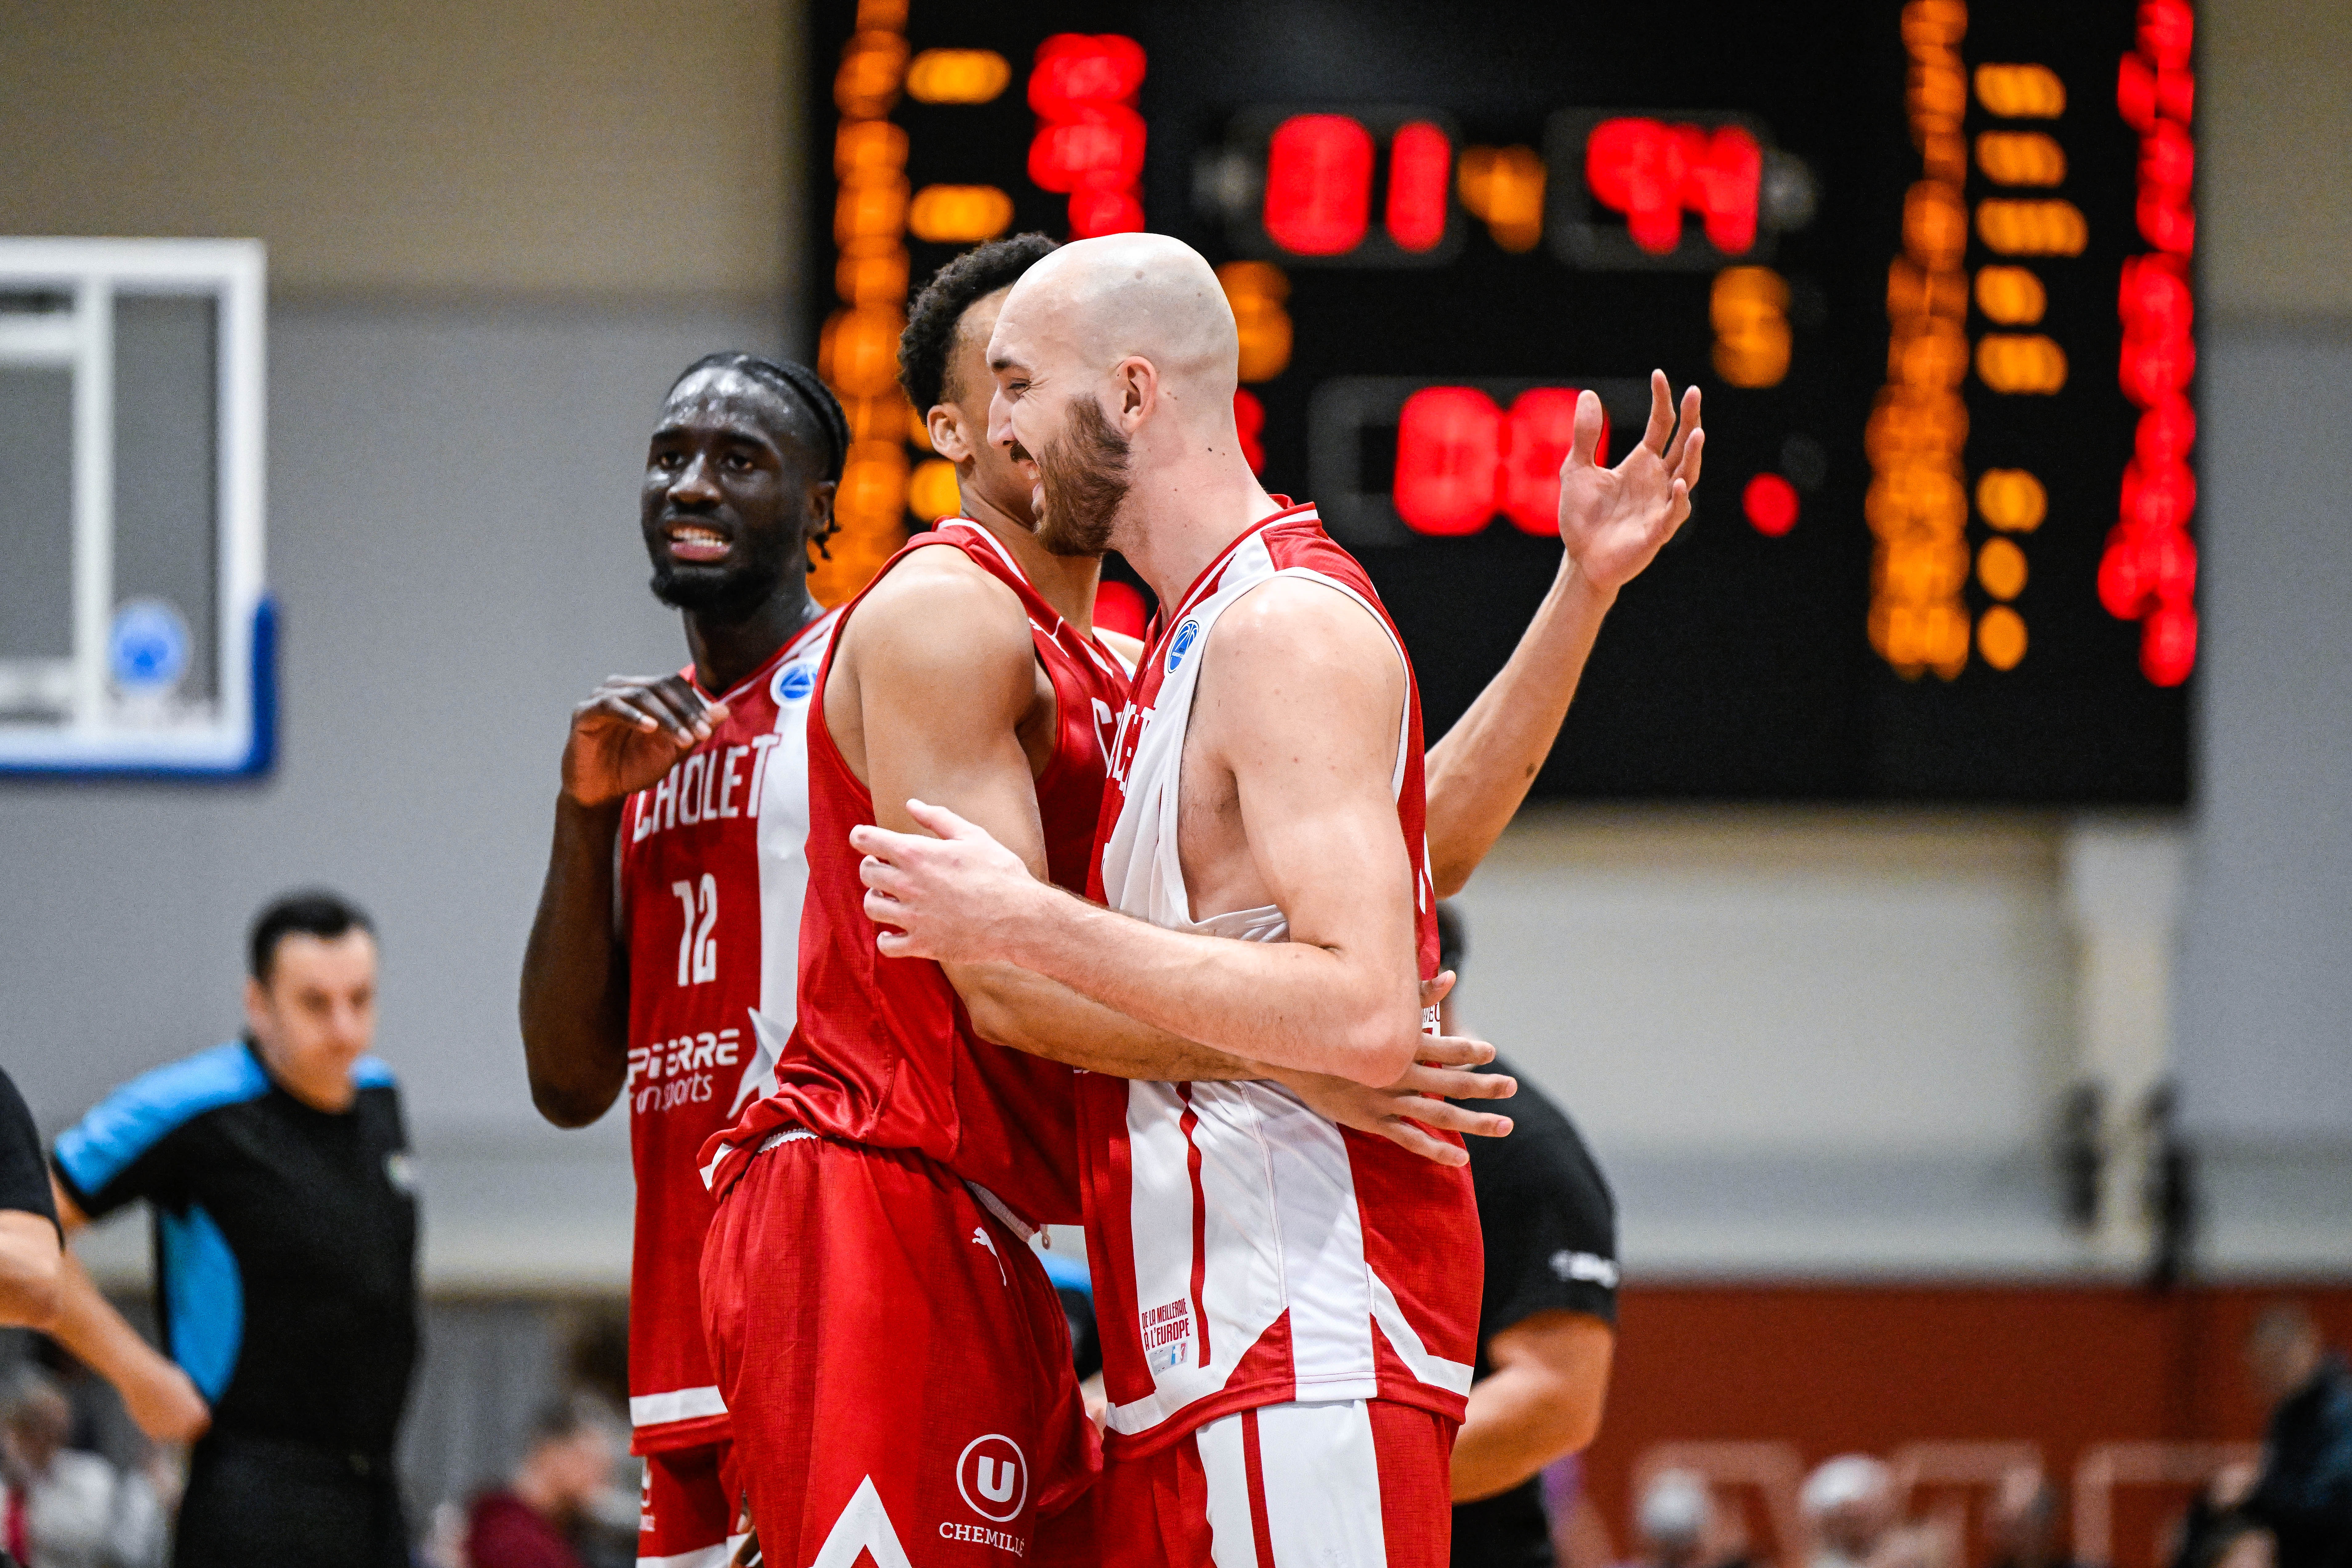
{"left": 803, "top": 0, "right": 2199, "bottom": 803}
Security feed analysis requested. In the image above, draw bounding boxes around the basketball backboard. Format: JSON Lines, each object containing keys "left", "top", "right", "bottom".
{"left": 0, "top": 238, "right": 271, "bottom": 777}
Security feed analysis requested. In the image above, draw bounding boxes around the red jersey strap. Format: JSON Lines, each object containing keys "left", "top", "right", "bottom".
{"left": 1142, "top": 500, "right": 1314, "bottom": 649}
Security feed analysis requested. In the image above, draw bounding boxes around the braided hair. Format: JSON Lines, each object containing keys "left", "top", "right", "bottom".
{"left": 668, "top": 351, "right": 851, "bottom": 557}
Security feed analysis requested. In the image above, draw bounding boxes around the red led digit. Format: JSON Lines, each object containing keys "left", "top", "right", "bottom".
{"left": 1264, "top": 115, "right": 1375, "bottom": 256}
{"left": 1068, "top": 187, "right": 1144, "bottom": 238}
{"left": 1743, "top": 473, "right": 1800, "bottom": 537}
{"left": 1498, "top": 388, "right": 1603, "bottom": 536}
{"left": 1384, "top": 122, "right": 1452, "bottom": 254}
{"left": 1587, "top": 119, "right": 1761, "bottom": 255}
{"left": 1394, "top": 387, "right": 1502, "bottom": 536}
{"left": 2122, "top": 459, "right": 2197, "bottom": 533}
{"left": 1688, "top": 126, "right": 1762, "bottom": 254}
{"left": 2136, "top": 395, "right": 2196, "bottom": 465}
{"left": 1028, "top": 106, "right": 1147, "bottom": 194}
{"left": 1586, "top": 118, "right": 1687, "bottom": 253}
{"left": 2137, "top": 0, "right": 2194, "bottom": 69}
{"left": 1233, "top": 388, "right": 1265, "bottom": 475}
{"left": 1028, "top": 34, "right": 1145, "bottom": 118}
{"left": 2141, "top": 602, "right": 2197, "bottom": 687}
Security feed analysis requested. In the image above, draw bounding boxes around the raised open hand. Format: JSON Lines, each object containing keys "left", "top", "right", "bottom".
{"left": 561, "top": 674, "right": 725, "bottom": 807}
{"left": 1556, "top": 369, "right": 1705, "bottom": 593}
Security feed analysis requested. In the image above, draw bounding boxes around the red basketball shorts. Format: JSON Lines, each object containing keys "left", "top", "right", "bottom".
{"left": 1093, "top": 1397, "right": 1455, "bottom": 1568}
{"left": 637, "top": 1441, "right": 744, "bottom": 1568}
{"left": 699, "top": 1130, "right": 1100, "bottom": 1567}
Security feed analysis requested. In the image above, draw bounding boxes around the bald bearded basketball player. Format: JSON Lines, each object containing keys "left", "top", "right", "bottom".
{"left": 853, "top": 233, "right": 1702, "bottom": 1566}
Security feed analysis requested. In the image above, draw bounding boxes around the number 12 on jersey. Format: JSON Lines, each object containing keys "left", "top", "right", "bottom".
{"left": 672, "top": 874, "right": 719, "bottom": 986}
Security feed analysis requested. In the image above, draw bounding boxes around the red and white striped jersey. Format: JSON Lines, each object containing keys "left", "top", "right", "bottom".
{"left": 615, "top": 606, "right": 839, "bottom": 1453}
{"left": 700, "top": 519, "right": 1132, "bottom": 1232}
{"left": 1080, "top": 503, "right": 1482, "bottom": 1456}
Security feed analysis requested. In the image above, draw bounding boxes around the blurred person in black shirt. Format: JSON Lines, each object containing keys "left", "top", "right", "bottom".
{"left": 44, "top": 891, "right": 418, "bottom": 1568}
{"left": 2193, "top": 1304, "right": 2352, "bottom": 1568}
{"left": 1439, "top": 904, "right": 1620, "bottom": 1568}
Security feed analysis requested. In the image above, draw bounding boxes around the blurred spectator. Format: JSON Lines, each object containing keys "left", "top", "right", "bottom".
{"left": 1637, "top": 1470, "right": 1719, "bottom": 1568}
{"left": 2215, "top": 1304, "right": 2352, "bottom": 1568}
{"left": 464, "top": 1398, "right": 618, "bottom": 1568}
{"left": 1801, "top": 1456, "right": 1897, "bottom": 1568}
{"left": 0, "top": 1372, "right": 165, "bottom": 1568}
{"left": 1987, "top": 1466, "right": 2080, "bottom": 1568}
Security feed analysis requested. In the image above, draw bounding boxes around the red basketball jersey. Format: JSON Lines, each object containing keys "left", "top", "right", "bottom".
{"left": 615, "top": 606, "right": 839, "bottom": 1453}
{"left": 701, "top": 519, "right": 1131, "bottom": 1230}
{"left": 1080, "top": 503, "right": 1482, "bottom": 1455}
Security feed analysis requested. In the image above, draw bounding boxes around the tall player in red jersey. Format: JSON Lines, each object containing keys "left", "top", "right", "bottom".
{"left": 693, "top": 239, "right": 1519, "bottom": 1568}
{"left": 854, "top": 233, "right": 1704, "bottom": 1567}
{"left": 519, "top": 352, "right": 852, "bottom": 1568}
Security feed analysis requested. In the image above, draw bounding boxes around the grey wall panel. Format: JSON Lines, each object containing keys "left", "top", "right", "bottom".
{"left": 2177, "top": 328, "right": 2352, "bottom": 1141}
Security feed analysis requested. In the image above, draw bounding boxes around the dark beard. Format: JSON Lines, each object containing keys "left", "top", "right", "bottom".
{"left": 646, "top": 530, "right": 790, "bottom": 619}
{"left": 1034, "top": 397, "right": 1130, "bottom": 558}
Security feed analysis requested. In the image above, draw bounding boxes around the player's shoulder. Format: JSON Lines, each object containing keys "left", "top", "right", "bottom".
{"left": 847, "top": 542, "right": 1034, "bottom": 677}
{"left": 1209, "top": 570, "right": 1398, "bottom": 676}
{"left": 54, "top": 1040, "right": 272, "bottom": 1192}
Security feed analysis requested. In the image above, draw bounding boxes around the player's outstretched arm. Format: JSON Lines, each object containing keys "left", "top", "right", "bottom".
{"left": 858, "top": 579, "right": 1427, "bottom": 1086}
{"left": 1423, "top": 370, "right": 1703, "bottom": 897}
{"left": 520, "top": 675, "right": 724, "bottom": 1127}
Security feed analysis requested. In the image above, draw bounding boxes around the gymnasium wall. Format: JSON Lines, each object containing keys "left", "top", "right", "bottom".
{"left": 0, "top": 0, "right": 2345, "bottom": 1290}
{"left": 1579, "top": 1284, "right": 2352, "bottom": 1568}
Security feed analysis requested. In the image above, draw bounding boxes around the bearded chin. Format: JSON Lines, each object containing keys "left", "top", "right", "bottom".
{"left": 1034, "top": 400, "right": 1130, "bottom": 558}
{"left": 648, "top": 547, "right": 787, "bottom": 617}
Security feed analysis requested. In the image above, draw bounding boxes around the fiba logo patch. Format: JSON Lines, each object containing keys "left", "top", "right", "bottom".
{"left": 774, "top": 661, "right": 818, "bottom": 703}
{"left": 1166, "top": 618, "right": 1201, "bottom": 673}
{"left": 954, "top": 1434, "right": 1028, "bottom": 1524}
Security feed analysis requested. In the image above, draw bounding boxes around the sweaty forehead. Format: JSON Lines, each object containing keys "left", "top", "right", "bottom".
{"left": 662, "top": 369, "right": 803, "bottom": 445}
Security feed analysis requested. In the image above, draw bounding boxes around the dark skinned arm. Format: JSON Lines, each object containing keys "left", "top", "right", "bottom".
{"left": 520, "top": 673, "right": 723, "bottom": 1127}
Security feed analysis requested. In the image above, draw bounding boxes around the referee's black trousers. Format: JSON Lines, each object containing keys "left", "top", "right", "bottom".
{"left": 174, "top": 1433, "right": 407, "bottom": 1568}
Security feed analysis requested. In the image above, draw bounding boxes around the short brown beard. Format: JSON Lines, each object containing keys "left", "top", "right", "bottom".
{"left": 1034, "top": 396, "right": 1130, "bottom": 557}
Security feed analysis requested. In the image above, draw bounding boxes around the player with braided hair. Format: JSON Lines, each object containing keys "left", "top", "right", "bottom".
{"left": 519, "top": 350, "right": 851, "bottom": 1568}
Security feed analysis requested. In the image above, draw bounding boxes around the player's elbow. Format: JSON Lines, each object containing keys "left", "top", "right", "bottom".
{"left": 1337, "top": 1011, "right": 1422, "bottom": 1086}
{"left": 1551, "top": 1375, "right": 1608, "bottom": 1456}
{"left": 0, "top": 1247, "right": 62, "bottom": 1332}
{"left": 527, "top": 1071, "right": 616, "bottom": 1130}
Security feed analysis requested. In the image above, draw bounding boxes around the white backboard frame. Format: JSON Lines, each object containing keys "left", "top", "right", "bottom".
{"left": 0, "top": 237, "right": 270, "bottom": 777}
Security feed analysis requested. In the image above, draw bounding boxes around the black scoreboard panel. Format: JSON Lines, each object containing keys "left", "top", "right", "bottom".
{"left": 808, "top": 0, "right": 2200, "bottom": 803}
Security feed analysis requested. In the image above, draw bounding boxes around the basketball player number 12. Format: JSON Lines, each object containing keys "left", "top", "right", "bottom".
{"left": 672, "top": 875, "right": 719, "bottom": 986}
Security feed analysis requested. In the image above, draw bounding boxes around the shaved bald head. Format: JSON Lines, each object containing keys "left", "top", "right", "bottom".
{"left": 998, "top": 234, "right": 1238, "bottom": 396}
{"left": 984, "top": 233, "right": 1253, "bottom": 557}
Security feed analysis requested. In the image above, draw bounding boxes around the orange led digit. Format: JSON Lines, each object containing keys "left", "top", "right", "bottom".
{"left": 1216, "top": 261, "right": 1293, "bottom": 383}
{"left": 905, "top": 48, "right": 1011, "bottom": 104}
{"left": 1975, "top": 333, "right": 2067, "bottom": 393}
{"left": 1457, "top": 146, "right": 1546, "bottom": 252}
{"left": 1974, "top": 63, "right": 2066, "bottom": 118}
{"left": 1973, "top": 265, "right": 2046, "bottom": 324}
{"left": 907, "top": 185, "right": 1014, "bottom": 244}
